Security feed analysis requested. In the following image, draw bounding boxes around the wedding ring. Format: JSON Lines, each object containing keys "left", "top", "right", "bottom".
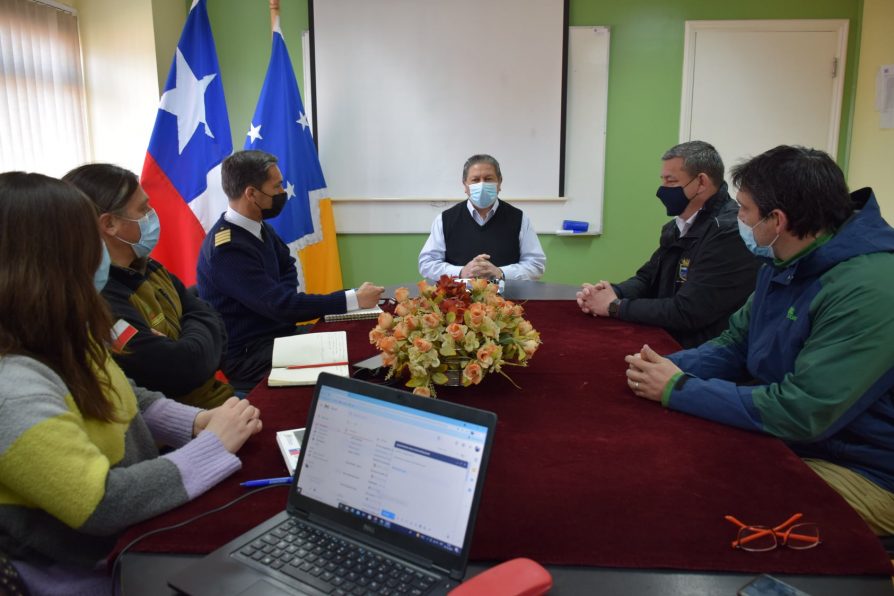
{"left": 634, "top": 381, "right": 640, "bottom": 391}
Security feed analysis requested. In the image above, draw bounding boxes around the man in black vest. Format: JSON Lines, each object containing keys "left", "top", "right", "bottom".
{"left": 418, "top": 154, "right": 546, "bottom": 280}
{"left": 576, "top": 141, "right": 759, "bottom": 349}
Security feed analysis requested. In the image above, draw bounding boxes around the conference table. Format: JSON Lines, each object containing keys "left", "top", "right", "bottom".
{"left": 119, "top": 282, "right": 894, "bottom": 595}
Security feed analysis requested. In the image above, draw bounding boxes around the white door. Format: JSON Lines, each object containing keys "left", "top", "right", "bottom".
{"left": 680, "top": 20, "right": 849, "bottom": 179}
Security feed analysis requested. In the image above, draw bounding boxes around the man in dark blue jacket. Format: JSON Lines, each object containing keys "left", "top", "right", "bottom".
{"left": 197, "top": 150, "right": 383, "bottom": 391}
{"left": 626, "top": 145, "right": 894, "bottom": 535}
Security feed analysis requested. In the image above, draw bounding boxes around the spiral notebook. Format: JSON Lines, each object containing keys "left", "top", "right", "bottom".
{"left": 323, "top": 305, "right": 383, "bottom": 323}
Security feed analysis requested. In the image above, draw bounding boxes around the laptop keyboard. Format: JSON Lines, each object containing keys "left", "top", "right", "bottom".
{"left": 234, "top": 517, "right": 441, "bottom": 596}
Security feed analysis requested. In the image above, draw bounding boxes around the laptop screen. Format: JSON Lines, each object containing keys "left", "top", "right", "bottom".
{"left": 295, "top": 384, "right": 489, "bottom": 555}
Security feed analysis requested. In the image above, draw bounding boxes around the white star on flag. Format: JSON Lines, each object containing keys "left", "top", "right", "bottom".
{"left": 296, "top": 112, "right": 309, "bottom": 131}
{"left": 246, "top": 123, "right": 263, "bottom": 143}
{"left": 159, "top": 48, "right": 217, "bottom": 154}
{"left": 284, "top": 180, "right": 296, "bottom": 199}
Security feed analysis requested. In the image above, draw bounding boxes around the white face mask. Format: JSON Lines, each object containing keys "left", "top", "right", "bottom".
{"left": 93, "top": 241, "right": 111, "bottom": 291}
{"left": 737, "top": 216, "right": 778, "bottom": 259}
{"left": 468, "top": 182, "right": 498, "bottom": 209}
{"left": 115, "top": 208, "right": 161, "bottom": 259}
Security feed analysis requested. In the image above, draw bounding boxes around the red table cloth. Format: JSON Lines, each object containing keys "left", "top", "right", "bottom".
{"left": 119, "top": 301, "right": 893, "bottom": 575}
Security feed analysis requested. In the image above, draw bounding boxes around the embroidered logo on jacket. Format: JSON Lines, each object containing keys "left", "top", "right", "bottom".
{"left": 786, "top": 307, "right": 798, "bottom": 321}
{"left": 677, "top": 258, "right": 690, "bottom": 283}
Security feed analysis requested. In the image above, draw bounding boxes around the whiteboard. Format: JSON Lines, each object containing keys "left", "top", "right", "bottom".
{"left": 309, "top": 12, "right": 609, "bottom": 233}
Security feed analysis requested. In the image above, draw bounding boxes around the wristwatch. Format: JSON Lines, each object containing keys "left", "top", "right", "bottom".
{"left": 607, "top": 298, "right": 622, "bottom": 319}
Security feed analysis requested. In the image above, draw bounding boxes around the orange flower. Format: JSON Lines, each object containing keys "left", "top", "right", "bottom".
{"left": 413, "top": 337, "right": 433, "bottom": 353}
{"left": 377, "top": 311, "right": 394, "bottom": 329}
{"left": 446, "top": 322, "right": 465, "bottom": 341}
{"left": 422, "top": 312, "right": 442, "bottom": 329}
{"left": 413, "top": 386, "right": 431, "bottom": 397}
{"left": 405, "top": 315, "right": 419, "bottom": 331}
{"left": 382, "top": 352, "right": 397, "bottom": 366}
{"left": 468, "top": 302, "right": 486, "bottom": 327}
{"left": 395, "top": 287, "right": 410, "bottom": 302}
{"left": 378, "top": 336, "right": 397, "bottom": 354}
{"left": 395, "top": 303, "right": 410, "bottom": 317}
{"left": 369, "top": 327, "right": 386, "bottom": 344}
{"left": 477, "top": 343, "right": 500, "bottom": 368}
{"left": 393, "top": 323, "right": 408, "bottom": 340}
{"left": 463, "top": 361, "right": 483, "bottom": 385}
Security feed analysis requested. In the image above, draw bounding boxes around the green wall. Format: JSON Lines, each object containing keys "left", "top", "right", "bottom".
{"left": 206, "top": 0, "right": 862, "bottom": 287}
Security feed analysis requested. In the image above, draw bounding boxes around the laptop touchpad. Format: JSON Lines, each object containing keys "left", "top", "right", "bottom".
{"left": 236, "top": 579, "right": 310, "bottom": 595}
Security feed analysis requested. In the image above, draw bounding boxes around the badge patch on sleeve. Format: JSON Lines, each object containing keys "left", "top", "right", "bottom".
{"left": 677, "top": 258, "right": 690, "bottom": 283}
{"left": 111, "top": 319, "right": 138, "bottom": 351}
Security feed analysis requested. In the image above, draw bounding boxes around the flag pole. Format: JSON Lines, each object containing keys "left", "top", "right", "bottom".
{"left": 269, "top": 0, "right": 279, "bottom": 33}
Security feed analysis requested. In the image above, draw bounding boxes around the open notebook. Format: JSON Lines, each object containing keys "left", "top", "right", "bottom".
{"left": 267, "top": 331, "right": 350, "bottom": 387}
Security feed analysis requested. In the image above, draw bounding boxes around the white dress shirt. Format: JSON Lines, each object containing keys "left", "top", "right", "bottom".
{"left": 225, "top": 208, "right": 358, "bottom": 310}
{"left": 417, "top": 199, "right": 546, "bottom": 281}
{"left": 675, "top": 208, "right": 702, "bottom": 236}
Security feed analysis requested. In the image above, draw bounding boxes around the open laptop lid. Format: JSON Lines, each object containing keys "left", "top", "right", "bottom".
{"left": 289, "top": 372, "right": 497, "bottom": 579}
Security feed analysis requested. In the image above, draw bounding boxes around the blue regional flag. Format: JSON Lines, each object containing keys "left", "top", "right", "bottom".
{"left": 245, "top": 16, "right": 342, "bottom": 292}
{"left": 245, "top": 20, "right": 322, "bottom": 247}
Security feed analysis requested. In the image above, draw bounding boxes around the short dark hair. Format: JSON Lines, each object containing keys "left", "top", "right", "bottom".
{"left": 62, "top": 163, "right": 140, "bottom": 215}
{"left": 462, "top": 154, "right": 502, "bottom": 182}
{"left": 221, "top": 150, "right": 279, "bottom": 200}
{"left": 731, "top": 145, "right": 853, "bottom": 238}
{"left": 662, "top": 141, "right": 725, "bottom": 188}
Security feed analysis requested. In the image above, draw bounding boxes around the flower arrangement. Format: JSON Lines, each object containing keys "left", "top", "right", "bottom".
{"left": 369, "top": 275, "right": 541, "bottom": 397}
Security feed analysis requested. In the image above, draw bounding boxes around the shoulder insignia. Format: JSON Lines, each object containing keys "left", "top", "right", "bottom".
{"left": 214, "top": 229, "right": 232, "bottom": 247}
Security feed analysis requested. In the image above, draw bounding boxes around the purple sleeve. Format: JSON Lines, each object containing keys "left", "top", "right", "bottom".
{"left": 162, "top": 431, "right": 241, "bottom": 499}
{"left": 142, "top": 398, "right": 202, "bottom": 448}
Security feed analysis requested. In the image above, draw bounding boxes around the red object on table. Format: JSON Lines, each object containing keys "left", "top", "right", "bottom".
{"left": 117, "top": 301, "right": 893, "bottom": 576}
{"left": 448, "top": 558, "right": 552, "bottom": 596}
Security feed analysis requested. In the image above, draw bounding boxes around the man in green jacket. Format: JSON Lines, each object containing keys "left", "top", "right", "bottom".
{"left": 627, "top": 145, "right": 894, "bottom": 535}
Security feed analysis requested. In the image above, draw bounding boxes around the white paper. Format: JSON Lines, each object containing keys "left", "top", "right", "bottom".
{"left": 271, "top": 331, "right": 347, "bottom": 368}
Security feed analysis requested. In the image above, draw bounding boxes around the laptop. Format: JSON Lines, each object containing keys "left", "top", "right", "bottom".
{"left": 168, "top": 372, "right": 497, "bottom": 596}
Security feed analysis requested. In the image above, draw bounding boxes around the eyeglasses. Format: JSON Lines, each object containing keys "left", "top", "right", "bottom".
{"left": 724, "top": 513, "right": 821, "bottom": 552}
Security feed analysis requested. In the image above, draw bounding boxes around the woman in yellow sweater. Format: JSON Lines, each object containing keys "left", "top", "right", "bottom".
{"left": 0, "top": 172, "right": 263, "bottom": 595}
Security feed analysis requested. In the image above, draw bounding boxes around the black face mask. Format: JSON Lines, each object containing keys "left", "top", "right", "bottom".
{"left": 255, "top": 189, "right": 288, "bottom": 220}
{"left": 655, "top": 176, "right": 698, "bottom": 216}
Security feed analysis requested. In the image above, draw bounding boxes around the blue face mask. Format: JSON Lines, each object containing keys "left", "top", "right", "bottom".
{"left": 116, "top": 208, "right": 161, "bottom": 259}
{"left": 737, "top": 216, "right": 778, "bottom": 258}
{"left": 656, "top": 176, "right": 697, "bottom": 216}
{"left": 468, "top": 182, "right": 498, "bottom": 209}
{"left": 94, "top": 241, "right": 111, "bottom": 291}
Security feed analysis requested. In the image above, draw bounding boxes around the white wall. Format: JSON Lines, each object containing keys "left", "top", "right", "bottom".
{"left": 847, "top": 0, "right": 894, "bottom": 221}
{"left": 74, "top": 0, "right": 164, "bottom": 174}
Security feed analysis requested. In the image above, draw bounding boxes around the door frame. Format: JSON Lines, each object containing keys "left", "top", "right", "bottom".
{"left": 679, "top": 19, "right": 849, "bottom": 154}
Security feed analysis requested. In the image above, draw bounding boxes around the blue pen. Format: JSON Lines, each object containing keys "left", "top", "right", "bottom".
{"left": 240, "top": 476, "right": 293, "bottom": 488}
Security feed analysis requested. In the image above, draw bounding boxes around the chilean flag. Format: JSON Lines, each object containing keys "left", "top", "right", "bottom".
{"left": 141, "top": 0, "right": 231, "bottom": 286}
